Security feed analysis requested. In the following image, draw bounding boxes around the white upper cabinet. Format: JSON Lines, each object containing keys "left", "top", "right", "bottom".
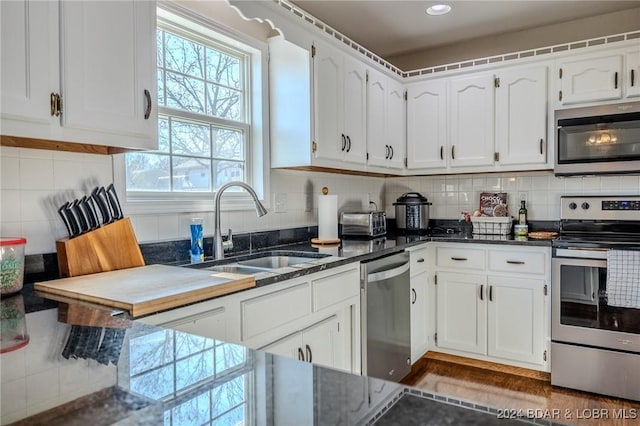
{"left": 367, "top": 68, "right": 406, "bottom": 169}
{"left": 406, "top": 78, "right": 448, "bottom": 170}
{"left": 0, "top": 0, "right": 157, "bottom": 150}
{"left": 558, "top": 54, "right": 623, "bottom": 105}
{"left": 59, "top": 1, "right": 157, "bottom": 146}
{"left": 495, "top": 66, "right": 548, "bottom": 166}
{"left": 449, "top": 73, "right": 495, "bottom": 168}
{"left": 1, "top": 0, "right": 58, "bottom": 129}
{"left": 627, "top": 51, "right": 640, "bottom": 99}
{"left": 313, "top": 40, "right": 367, "bottom": 165}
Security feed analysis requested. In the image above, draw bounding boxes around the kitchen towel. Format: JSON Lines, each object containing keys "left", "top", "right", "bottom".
{"left": 318, "top": 194, "right": 338, "bottom": 241}
{"left": 606, "top": 249, "right": 640, "bottom": 308}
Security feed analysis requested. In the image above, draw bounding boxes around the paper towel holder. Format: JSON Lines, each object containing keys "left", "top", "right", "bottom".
{"left": 312, "top": 187, "right": 341, "bottom": 245}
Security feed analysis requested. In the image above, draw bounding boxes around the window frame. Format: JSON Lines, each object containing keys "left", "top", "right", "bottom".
{"left": 113, "top": 2, "right": 270, "bottom": 215}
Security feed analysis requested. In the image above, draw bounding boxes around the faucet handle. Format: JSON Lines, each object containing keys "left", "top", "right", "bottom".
{"left": 222, "top": 228, "right": 234, "bottom": 252}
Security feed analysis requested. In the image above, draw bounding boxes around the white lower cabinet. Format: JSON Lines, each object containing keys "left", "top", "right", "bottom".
{"left": 239, "top": 263, "right": 360, "bottom": 373}
{"left": 262, "top": 314, "right": 341, "bottom": 367}
{"left": 433, "top": 243, "right": 550, "bottom": 371}
{"left": 408, "top": 244, "right": 430, "bottom": 363}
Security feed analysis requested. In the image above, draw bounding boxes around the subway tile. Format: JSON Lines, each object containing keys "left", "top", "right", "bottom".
{"left": 531, "top": 175, "right": 549, "bottom": 191}
{"left": 19, "top": 158, "right": 54, "bottom": 191}
{"left": 1, "top": 156, "right": 21, "bottom": 189}
{"left": 0, "top": 349, "right": 26, "bottom": 383}
{"left": 19, "top": 190, "right": 53, "bottom": 222}
{"left": 1, "top": 190, "right": 22, "bottom": 222}
{"left": 0, "top": 146, "right": 20, "bottom": 157}
{"left": 129, "top": 215, "right": 159, "bottom": 243}
{"left": 516, "top": 175, "right": 533, "bottom": 190}
{"left": 18, "top": 148, "right": 53, "bottom": 160}
{"left": 158, "top": 214, "right": 181, "bottom": 240}
{"left": 21, "top": 220, "right": 55, "bottom": 255}
{"left": 548, "top": 176, "right": 565, "bottom": 190}
{"left": 563, "top": 177, "right": 583, "bottom": 192}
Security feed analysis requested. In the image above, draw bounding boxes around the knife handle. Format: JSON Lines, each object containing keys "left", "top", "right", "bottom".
{"left": 58, "top": 202, "right": 73, "bottom": 237}
{"left": 92, "top": 186, "right": 113, "bottom": 224}
{"left": 71, "top": 199, "right": 89, "bottom": 234}
{"left": 106, "top": 184, "right": 124, "bottom": 220}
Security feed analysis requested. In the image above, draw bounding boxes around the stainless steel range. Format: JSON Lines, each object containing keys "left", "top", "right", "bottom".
{"left": 552, "top": 195, "right": 640, "bottom": 401}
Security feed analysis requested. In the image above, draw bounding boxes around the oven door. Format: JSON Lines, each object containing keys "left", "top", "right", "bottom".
{"left": 552, "top": 255, "right": 640, "bottom": 353}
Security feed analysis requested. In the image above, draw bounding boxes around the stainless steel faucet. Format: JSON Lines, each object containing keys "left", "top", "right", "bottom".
{"left": 213, "top": 181, "right": 268, "bottom": 260}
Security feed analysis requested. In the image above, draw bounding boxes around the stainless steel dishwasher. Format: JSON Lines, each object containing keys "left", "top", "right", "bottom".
{"left": 361, "top": 251, "right": 411, "bottom": 382}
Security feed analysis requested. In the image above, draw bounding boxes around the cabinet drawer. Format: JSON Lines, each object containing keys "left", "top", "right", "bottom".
{"left": 409, "top": 246, "right": 429, "bottom": 276}
{"left": 313, "top": 268, "right": 359, "bottom": 312}
{"left": 241, "top": 283, "right": 311, "bottom": 341}
{"left": 488, "top": 250, "right": 547, "bottom": 275}
{"left": 436, "top": 246, "right": 485, "bottom": 270}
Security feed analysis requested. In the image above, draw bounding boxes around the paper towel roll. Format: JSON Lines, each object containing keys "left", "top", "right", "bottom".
{"left": 318, "top": 194, "right": 338, "bottom": 240}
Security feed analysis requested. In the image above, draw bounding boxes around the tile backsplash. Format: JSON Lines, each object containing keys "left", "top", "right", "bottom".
{"left": 385, "top": 172, "right": 640, "bottom": 221}
{"left": 3, "top": 146, "right": 639, "bottom": 255}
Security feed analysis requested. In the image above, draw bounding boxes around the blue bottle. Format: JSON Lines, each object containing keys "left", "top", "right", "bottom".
{"left": 190, "top": 218, "right": 204, "bottom": 263}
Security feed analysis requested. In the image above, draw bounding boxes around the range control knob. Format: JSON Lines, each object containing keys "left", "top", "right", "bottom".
{"left": 569, "top": 202, "right": 577, "bottom": 210}
{"left": 582, "top": 202, "right": 590, "bottom": 210}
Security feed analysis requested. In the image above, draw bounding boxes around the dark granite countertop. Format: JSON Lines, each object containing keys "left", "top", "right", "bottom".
{"left": 0, "top": 307, "right": 542, "bottom": 425}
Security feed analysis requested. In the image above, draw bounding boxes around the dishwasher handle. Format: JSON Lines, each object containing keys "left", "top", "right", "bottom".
{"left": 367, "top": 261, "right": 410, "bottom": 284}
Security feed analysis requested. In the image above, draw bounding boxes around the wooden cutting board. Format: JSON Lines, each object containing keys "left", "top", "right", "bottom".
{"left": 34, "top": 264, "right": 255, "bottom": 317}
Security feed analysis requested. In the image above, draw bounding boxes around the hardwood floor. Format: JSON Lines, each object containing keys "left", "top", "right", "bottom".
{"left": 401, "top": 353, "right": 640, "bottom": 425}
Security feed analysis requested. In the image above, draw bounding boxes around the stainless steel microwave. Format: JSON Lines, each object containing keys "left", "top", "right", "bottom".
{"left": 554, "top": 101, "right": 640, "bottom": 176}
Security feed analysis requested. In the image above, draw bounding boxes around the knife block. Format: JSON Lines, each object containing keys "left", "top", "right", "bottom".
{"left": 56, "top": 218, "right": 145, "bottom": 278}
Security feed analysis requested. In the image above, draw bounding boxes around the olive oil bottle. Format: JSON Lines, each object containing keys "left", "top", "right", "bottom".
{"left": 518, "top": 200, "right": 528, "bottom": 225}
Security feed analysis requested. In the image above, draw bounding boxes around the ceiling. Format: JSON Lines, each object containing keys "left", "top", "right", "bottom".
{"left": 289, "top": 1, "right": 640, "bottom": 59}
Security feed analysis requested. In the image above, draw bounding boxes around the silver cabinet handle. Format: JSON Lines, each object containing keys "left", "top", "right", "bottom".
{"left": 451, "top": 257, "right": 467, "bottom": 261}
{"left": 480, "top": 284, "right": 484, "bottom": 301}
{"left": 506, "top": 260, "right": 525, "bottom": 265}
{"left": 411, "top": 288, "right": 417, "bottom": 304}
{"left": 305, "top": 344, "right": 312, "bottom": 362}
{"left": 144, "top": 89, "right": 152, "bottom": 120}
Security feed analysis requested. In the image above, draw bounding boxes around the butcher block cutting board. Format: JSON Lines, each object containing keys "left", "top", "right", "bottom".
{"left": 34, "top": 264, "right": 255, "bottom": 317}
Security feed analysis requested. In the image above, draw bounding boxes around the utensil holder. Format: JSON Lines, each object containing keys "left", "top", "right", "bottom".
{"left": 56, "top": 218, "right": 145, "bottom": 278}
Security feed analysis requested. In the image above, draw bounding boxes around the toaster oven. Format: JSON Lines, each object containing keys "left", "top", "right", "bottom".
{"left": 340, "top": 211, "right": 387, "bottom": 237}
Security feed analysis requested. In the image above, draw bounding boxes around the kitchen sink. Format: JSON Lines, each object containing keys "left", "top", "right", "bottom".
{"left": 191, "top": 251, "right": 332, "bottom": 275}
{"left": 236, "top": 255, "right": 322, "bottom": 269}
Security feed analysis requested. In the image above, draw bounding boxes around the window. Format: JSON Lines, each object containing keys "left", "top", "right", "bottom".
{"left": 118, "top": 5, "right": 268, "bottom": 213}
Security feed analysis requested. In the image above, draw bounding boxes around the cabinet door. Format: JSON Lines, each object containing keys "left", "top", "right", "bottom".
{"left": 342, "top": 55, "right": 367, "bottom": 164}
{"left": 449, "top": 74, "right": 495, "bottom": 167}
{"left": 406, "top": 79, "right": 448, "bottom": 170}
{"left": 559, "top": 54, "right": 623, "bottom": 105}
{"left": 366, "top": 69, "right": 389, "bottom": 167}
{"left": 410, "top": 270, "right": 429, "bottom": 363}
{"left": 301, "top": 315, "right": 340, "bottom": 370}
{"left": 313, "top": 41, "right": 343, "bottom": 161}
{"left": 1, "top": 0, "right": 58, "bottom": 134}
{"left": 59, "top": 0, "right": 157, "bottom": 149}
{"left": 386, "top": 79, "right": 406, "bottom": 169}
{"left": 436, "top": 272, "right": 487, "bottom": 355}
{"left": 496, "top": 66, "right": 548, "bottom": 166}
{"left": 627, "top": 52, "right": 640, "bottom": 99}
{"left": 367, "top": 70, "right": 405, "bottom": 169}
{"left": 487, "top": 276, "right": 545, "bottom": 365}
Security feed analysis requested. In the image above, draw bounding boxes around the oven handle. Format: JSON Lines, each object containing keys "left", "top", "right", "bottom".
{"left": 555, "top": 248, "right": 608, "bottom": 260}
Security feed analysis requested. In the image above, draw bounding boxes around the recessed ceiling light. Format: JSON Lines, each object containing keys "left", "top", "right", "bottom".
{"left": 426, "top": 4, "right": 452, "bottom": 16}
